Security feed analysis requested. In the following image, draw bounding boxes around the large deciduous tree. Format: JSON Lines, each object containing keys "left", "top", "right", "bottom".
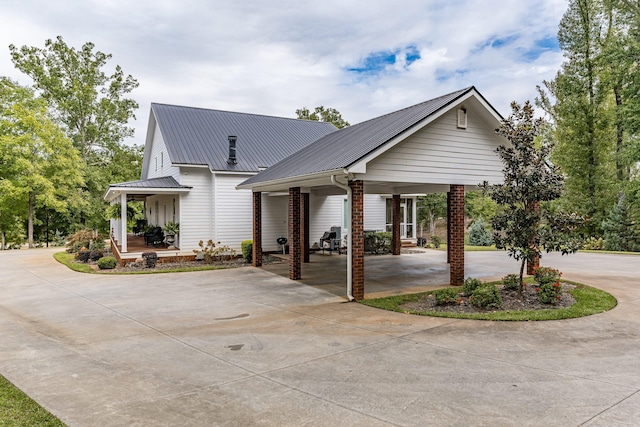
{"left": 481, "top": 101, "right": 583, "bottom": 294}
{"left": 295, "top": 106, "right": 350, "bottom": 129}
{"left": 0, "top": 78, "right": 83, "bottom": 248}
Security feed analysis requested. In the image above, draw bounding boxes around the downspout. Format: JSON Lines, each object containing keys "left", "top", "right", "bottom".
{"left": 331, "top": 175, "right": 354, "bottom": 301}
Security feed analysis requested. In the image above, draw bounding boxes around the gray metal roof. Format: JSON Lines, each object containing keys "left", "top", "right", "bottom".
{"left": 151, "top": 103, "right": 338, "bottom": 172}
{"left": 109, "top": 176, "right": 191, "bottom": 189}
{"left": 240, "top": 87, "right": 481, "bottom": 187}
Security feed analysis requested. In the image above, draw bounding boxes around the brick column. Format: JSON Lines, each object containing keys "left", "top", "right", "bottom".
{"left": 526, "top": 201, "right": 541, "bottom": 275}
{"left": 350, "top": 180, "right": 365, "bottom": 300}
{"left": 449, "top": 185, "right": 465, "bottom": 286}
{"left": 392, "top": 194, "right": 401, "bottom": 255}
{"left": 302, "top": 192, "right": 310, "bottom": 263}
{"left": 252, "top": 191, "right": 262, "bottom": 267}
{"left": 289, "top": 187, "right": 301, "bottom": 280}
{"left": 446, "top": 191, "right": 451, "bottom": 263}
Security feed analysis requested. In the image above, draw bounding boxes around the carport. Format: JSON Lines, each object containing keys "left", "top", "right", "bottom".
{"left": 238, "top": 87, "right": 508, "bottom": 301}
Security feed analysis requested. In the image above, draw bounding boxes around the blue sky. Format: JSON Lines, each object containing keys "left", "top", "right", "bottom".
{"left": 0, "top": 0, "right": 567, "bottom": 146}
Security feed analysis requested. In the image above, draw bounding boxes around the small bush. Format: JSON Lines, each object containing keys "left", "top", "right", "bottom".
{"left": 76, "top": 250, "right": 90, "bottom": 263}
{"left": 470, "top": 284, "right": 502, "bottom": 309}
{"left": 364, "top": 231, "right": 392, "bottom": 254}
{"left": 582, "top": 237, "right": 604, "bottom": 250}
{"left": 89, "top": 239, "right": 106, "bottom": 252}
{"left": 537, "top": 282, "right": 563, "bottom": 304}
{"left": 468, "top": 216, "right": 493, "bottom": 246}
{"left": 431, "top": 235, "right": 442, "bottom": 248}
{"left": 241, "top": 240, "right": 253, "bottom": 263}
{"left": 462, "top": 277, "right": 483, "bottom": 296}
{"left": 89, "top": 250, "right": 104, "bottom": 262}
{"left": 142, "top": 251, "right": 158, "bottom": 268}
{"left": 502, "top": 274, "right": 520, "bottom": 291}
{"left": 533, "top": 266, "right": 561, "bottom": 285}
{"left": 97, "top": 256, "right": 117, "bottom": 270}
{"left": 434, "top": 287, "right": 460, "bottom": 305}
{"left": 193, "top": 240, "right": 237, "bottom": 263}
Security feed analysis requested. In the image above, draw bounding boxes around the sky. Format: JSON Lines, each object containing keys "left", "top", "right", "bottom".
{"left": 0, "top": 0, "right": 568, "bottom": 147}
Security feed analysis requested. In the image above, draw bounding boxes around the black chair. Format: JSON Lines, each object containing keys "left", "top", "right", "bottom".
{"left": 144, "top": 227, "right": 164, "bottom": 246}
{"left": 320, "top": 231, "right": 337, "bottom": 254}
{"left": 133, "top": 219, "right": 147, "bottom": 236}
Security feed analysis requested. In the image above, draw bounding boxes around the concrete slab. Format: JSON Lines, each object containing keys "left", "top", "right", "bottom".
{"left": 1, "top": 247, "right": 639, "bottom": 426}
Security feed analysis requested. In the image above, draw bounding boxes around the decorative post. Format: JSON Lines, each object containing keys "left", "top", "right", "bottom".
{"left": 289, "top": 187, "right": 301, "bottom": 280}
{"left": 252, "top": 191, "right": 262, "bottom": 267}
{"left": 120, "top": 192, "right": 128, "bottom": 253}
{"left": 449, "top": 185, "right": 465, "bottom": 286}
{"left": 350, "top": 180, "right": 364, "bottom": 300}
{"left": 392, "top": 194, "right": 401, "bottom": 255}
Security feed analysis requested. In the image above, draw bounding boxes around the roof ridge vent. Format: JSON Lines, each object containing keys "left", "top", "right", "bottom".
{"left": 227, "top": 135, "right": 237, "bottom": 165}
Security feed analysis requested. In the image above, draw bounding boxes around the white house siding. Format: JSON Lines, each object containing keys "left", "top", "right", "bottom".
{"left": 145, "top": 123, "right": 180, "bottom": 180}
{"left": 262, "top": 194, "right": 288, "bottom": 252}
{"left": 178, "top": 168, "right": 214, "bottom": 252}
{"left": 214, "top": 173, "right": 254, "bottom": 250}
{"left": 364, "top": 108, "right": 504, "bottom": 185}
{"left": 364, "top": 194, "right": 387, "bottom": 231}
{"left": 309, "top": 194, "right": 344, "bottom": 246}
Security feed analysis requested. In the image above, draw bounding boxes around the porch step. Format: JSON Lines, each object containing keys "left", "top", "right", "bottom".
{"left": 401, "top": 240, "right": 417, "bottom": 248}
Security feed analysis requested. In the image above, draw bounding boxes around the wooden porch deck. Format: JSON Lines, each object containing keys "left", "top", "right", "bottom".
{"left": 111, "top": 234, "right": 195, "bottom": 264}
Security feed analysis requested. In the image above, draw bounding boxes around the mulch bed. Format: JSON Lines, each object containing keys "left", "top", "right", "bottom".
{"left": 400, "top": 282, "right": 577, "bottom": 314}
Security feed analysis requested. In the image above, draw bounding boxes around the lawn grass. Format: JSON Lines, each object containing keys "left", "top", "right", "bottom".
{"left": 360, "top": 279, "right": 617, "bottom": 321}
{"left": 53, "top": 250, "right": 232, "bottom": 274}
{"left": 0, "top": 375, "right": 65, "bottom": 426}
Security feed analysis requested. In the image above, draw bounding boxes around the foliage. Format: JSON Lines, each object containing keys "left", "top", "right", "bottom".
{"left": 537, "top": 282, "right": 563, "bottom": 304}
{"left": 417, "top": 193, "right": 446, "bottom": 236}
{"left": 470, "top": 284, "right": 502, "bottom": 309}
{"left": 462, "top": 277, "right": 483, "bottom": 297}
{"left": 430, "top": 235, "right": 442, "bottom": 248}
{"left": 142, "top": 251, "right": 158, "bottom": 268}
{"left": 193, "top": 240, "right": 237, "bottom": 263}
{"left": 602, "top": 193, "right": 640, "bottom": 251}
{"left": 480, "top": 101, "right": 584, "bottom": 295}
{"left": 467, "top": 216, "right": 493, "bottom": 246}
{"left": 66, "top": 229, "right": 103, "bottom": 253}
{"left": 106, "top": 202, "right": 143, "bottom": 221}
{"left": 502, "top": 274, "right": 520, "bottom": 291}
{"left": 582, "top": 236, "right": 604, "bottom": 250}
{"left": 465, "top": 192, "right": 498, "bottom": 221}
{"left": 364, "top": 231, "right": 392, "bottom": 254}
{"left": 76, "top": 250, "right": 90, "bottom": 263}
{"left": 533, "top": 266, "right": 562, "bottom": 285}
{"left": 97, "top": 256, "right": 117, "bottom": 269}
{"left": 0, "top": 374, "right": 65, "bottom": 426}
{"left": 89, "top": 250, "right": 104, "bottom": 262}
{"left": 295, "top": 106, "right": 350, "bottom": 129}
{"left": 241, "top": 240, "right": 253, "bottom": 263}
{"left": 162, "top": 221, "right": 180, "bottom": 235}
{"left": 54, "top": 251, "right": 94, "bottom": 273}
{"left": 434, "top": 287, "right": 460, "bottom": 306}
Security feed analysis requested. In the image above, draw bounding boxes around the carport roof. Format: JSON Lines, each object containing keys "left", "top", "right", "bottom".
{"left": 104, "top": 176, "right": 192, "bottom": 201}
{"left": 239, "top": 86, "right": 499, "bottom": 189}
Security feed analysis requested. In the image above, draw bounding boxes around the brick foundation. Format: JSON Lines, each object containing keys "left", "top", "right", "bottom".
{"left": 350, "top": 180, "right": 364, "bottom": 300}
{"left": 392, "top": 194, "right": 401, "bottom": 255}
{"left": 289, "top": 187, "right": 301, "bottom": 280}
{"left": 252, "top": 191, "right": 262, "bottom": 267}
{"left": 449, "top": 185, "right": 465, "bottom": 286}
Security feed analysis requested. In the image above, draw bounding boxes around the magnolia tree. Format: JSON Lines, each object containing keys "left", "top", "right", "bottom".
{"left": 480, "top": 101, "right": 583, "bottom": 295}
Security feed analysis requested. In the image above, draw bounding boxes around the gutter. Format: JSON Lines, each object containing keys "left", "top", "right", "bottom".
{"left": 330, "top": 175, "right": 355, "bottom": 302}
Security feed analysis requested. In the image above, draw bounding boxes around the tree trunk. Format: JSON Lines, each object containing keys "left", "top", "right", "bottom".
{"left": 429, "top": 212, "right": 436, "bottom": 236}
{"left": 28, "top": 191, "right": 34, "bottom": 249}
{"left": 1, "top": 230, "right": 5, "bottom": 251}
{"left": 518, "top": 257, "right": 527, "bottom": 298}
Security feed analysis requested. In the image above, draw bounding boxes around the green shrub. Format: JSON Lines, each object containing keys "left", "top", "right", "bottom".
{"left": 462, "top": 277, "right": 483, "bottom": 296}
{"left": 89, "top": 239, "right": 106, "bottom": 252}
{"left": 434, "top": 287, "right": 460, "bottom": 305}
{"left": 76, "top": 250, "right": 90, "bottom": 263}
{"left": 537, "top": 282, "right": 563, "bottom": 304}
{"left": 468, "top": 216, "right": 493, "bottom": 246}
{"left": 142, "top": 251, "right": 158, "bottom": 268}
{"left": 582, "top": 237, "right": 604, "bottom": 250}
{"left": 533, "top": 266, "right": 561, "bottom": 285}
{"left": 241, "top": 240, "right": 253, "bottom": 263}
{"left": 97, "top": 256, "right": 117, "bottom": 270}
{"left": 431, "top": 235, "right": 442, "bottom": 248}
{"left": 470, "top": 284, "right": 502, "bottom": 309}
{"left": 89, "top": 250, "right": 104, "bottom": 262}
{"left": 364, "top": 231, "right": 392, "bottom": 254}
{"left": 502, "top": 274, "right": 519, "bottom": 291}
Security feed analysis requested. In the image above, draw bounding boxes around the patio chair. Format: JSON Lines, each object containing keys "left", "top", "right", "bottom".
{"left": 133, "top": 219, "right": 147, "bottom": 236}
{"left": 144, "top": 227, "right": 164, "bottom": 246}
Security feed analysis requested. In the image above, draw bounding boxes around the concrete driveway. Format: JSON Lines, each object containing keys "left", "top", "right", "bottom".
{"left": 0, "top": 248, "right": 639, "bottom": 426}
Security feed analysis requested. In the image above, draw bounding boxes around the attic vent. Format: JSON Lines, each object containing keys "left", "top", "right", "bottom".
{"left": 227, "top": 135, "right": 237, "bottom": 165}
{"left": 457, "top": 107, "right": 467, "bottom": 129}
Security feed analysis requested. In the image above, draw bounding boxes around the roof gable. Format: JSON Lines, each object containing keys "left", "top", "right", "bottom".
{"left": 150, "top": 104, "right": 338, "bottom": 173}
{"left": 240, "top": 87, "right": 501, "bottom": 188}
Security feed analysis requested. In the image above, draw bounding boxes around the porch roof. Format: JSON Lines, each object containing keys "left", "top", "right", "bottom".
{"left": 104, "top": 176, "right": 192, "bottom": 202}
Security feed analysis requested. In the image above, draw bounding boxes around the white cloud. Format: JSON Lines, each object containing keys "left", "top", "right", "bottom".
{"left": 0, "top": 0, "right": 568, "bottom": 145}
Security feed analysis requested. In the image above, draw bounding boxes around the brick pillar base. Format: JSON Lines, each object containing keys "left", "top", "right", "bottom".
{"left": 392, "top": 194, "right": 401, "bottom": 255}
{"left": 289, "top": 187, "right": 301, "bottom": 280}
{"left": 302, "top": 192, "right": 310, "bottom": 263}
{"left": 449, "top": 185, "right": 465, "bottom": 286}
{"left": 350, "top": 180, "right": 364, "bottom": 300}
{"left": 252, "top": 192, "right": 262, "bottom": 267}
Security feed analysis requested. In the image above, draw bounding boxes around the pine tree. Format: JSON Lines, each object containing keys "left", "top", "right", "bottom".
{"left": 468, "top": 216, "right": 493, "bottom": 246}
{"left": 602, "top": 193, "right": 640, "bottom": 251}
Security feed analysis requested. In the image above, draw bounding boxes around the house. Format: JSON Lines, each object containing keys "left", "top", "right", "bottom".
{"left": 105, "top": 87, "right": 504, "bottom": 282}
{"left": 237, "top": 86, "right": 506, "bottom": 300}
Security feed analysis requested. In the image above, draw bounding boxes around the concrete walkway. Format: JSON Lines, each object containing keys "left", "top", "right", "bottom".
{"left": 0, "top": 248, "right": 639, "bottom": 426}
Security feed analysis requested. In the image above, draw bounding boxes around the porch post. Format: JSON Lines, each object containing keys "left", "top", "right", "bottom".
{"left": 392, "top": 194, "right": 401, "bottom": 255}
{"left": 289, "top": 187, "right": 301, "bottom": 280}
{"left": 120, "top": 192, "right": 128, "bottom": 253}
{"left": 449, "top": 185, "right": 465, "bottom": 286}
{"left": 446, "top": 191, "right": 451, "bottom": 263}
{"left": 302, "top": 192, "right": 310, "bottom": 263}
{"left": 252, "top": 191, "right": 262, "bottom": 267}
{"left": 349, "top": 180, "right": 364, "bottom": 300}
